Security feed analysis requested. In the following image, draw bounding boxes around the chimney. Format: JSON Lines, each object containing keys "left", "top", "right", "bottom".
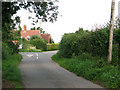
{"left": 23, "top": 25, "right": 27, "bottom": 31}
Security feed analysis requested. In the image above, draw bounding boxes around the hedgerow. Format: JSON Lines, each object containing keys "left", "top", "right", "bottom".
{"left": 47, "top": 43, "right": 59, "bottom": 51}
{"left": 58, "top": 28, "right": 89, "bottom": 58}
{"left": 30, "top": 39, "right": 47, "bottom": 51}
{"left": 30, "top": 35, "right": 42, "bottom": 41}
{"left": 52, "top": 20, "right": 120, "bottom": 88}
{"left": 58, "top": 26, "right": 119, "bottom": 65}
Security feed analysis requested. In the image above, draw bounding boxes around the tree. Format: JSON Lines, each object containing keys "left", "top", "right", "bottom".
{"left": 49, "top": 37, "right": 54, "bottom": 44}
{"left": 30, "top": 27, "right": 36, "bottom": 30}
{"left": 30, "top": 26, "right": 46, "bottom": 34}
{"left": 2, "top": 2, "right": 21, "bottom": 42}
{"left": 2, "top": 1, "right": 59, "bottom": 53}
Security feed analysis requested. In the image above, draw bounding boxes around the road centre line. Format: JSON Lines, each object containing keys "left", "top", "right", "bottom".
{"left": 36, "top": 53, "right": 38, "bottom": 59}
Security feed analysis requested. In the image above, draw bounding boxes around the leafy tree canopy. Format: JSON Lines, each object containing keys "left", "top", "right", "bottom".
{"left": 2, "top": 0, "right": 58, "bottom": 41}
{"left": 30, "top": 26, "right": 46, "bottom": 34}
{"left": 2, "top": 0, "right": 59, "bottom": 54}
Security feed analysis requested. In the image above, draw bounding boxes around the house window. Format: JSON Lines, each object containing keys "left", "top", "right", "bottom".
{"left": 26, "top": 36, "right": 30, "bottom": 40}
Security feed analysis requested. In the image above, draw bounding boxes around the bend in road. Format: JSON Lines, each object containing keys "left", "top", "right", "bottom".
{"left": 19, "top": 51, "right": 104, "bottom": 88}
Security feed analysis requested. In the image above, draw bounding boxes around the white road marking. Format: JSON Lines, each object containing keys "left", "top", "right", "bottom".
{"left": 27, "top": 54, "right": 33, "bottom": 57}
{"left": 36, "top": 53, "right": 38, "bottom": 59}
{"left": 37, "top": 57, "right": 38, "bottom": 59}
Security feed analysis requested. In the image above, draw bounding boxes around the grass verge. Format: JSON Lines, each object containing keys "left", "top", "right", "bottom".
{"left": 19, "top": 49, "right": 42, "bottom": 52}
{"left": 19, "top": 49, "right": 58, "bottom": 52}
{"left": 51, "top": 53, "right": 120, "bottom": 88}
{"left": 2, "top": 54, "right": 22, "bottom": 88}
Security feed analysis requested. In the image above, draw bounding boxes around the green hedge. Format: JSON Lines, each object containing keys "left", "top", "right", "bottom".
{"left": 2, "top": 42, "right": 19, "bottom": 60}
{"left": 30, "top": 35, "right": 42, "bottom": 41}
{"left": 30, "top": 39, "right": 47, "bottom": 51}
{"left": 58, "top": 27, "right": 119, "bottom": 65}
{"left": 58, "top": 28, "right": 90, "bottom": 58}
{"left": 19, "top": 48, "right": 42, "bottom": 52}
{"left": 2, "top": 43, "right": 12, "bottom": 60}
{"left": 76, "top": 28, "right": 109, "bottom": 57}
{"left": 47, "top": 43, "right": 59, "bottom": 51}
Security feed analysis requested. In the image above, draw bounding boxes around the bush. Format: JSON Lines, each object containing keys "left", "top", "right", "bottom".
{"left": 22, "top": 37, "right": 26, "bottom": 42}
{"left": 58, "top": 26, "right": 118, "bottom": 65}
{"left": 77, "top": 28, "right": 109, "bottom": 57}
{"left": 59, "top": 28, "right": 109, "bottom": 57}
{"left": 2, "top": 41, "right": 20, "bottom": 60}
{"left": 58, "top": 29, "right": 90, "bottom": 58}
{"left": 3, "top": 66, "right": 21, "bottom": 82}
{"left": 58, "top": 33, "right": 80, "bottom": 58}
{"left": 47, "top": 43, "right": 59, "bottom": 51}
{"left": 30, "top": 35, "right": 42, "bottom": 41}
{"left": 22, "top": 40, "right": 32, "bottom": 49}
{"left": 2, "top": 43, "right": 12, "bottom": 60}
{"left": 19, "top": 48, "right": 41, "bottom": 52}
{"left": 100, "top": 66, "right": 120, "bottom": 88}
{"left": 30, "top": 39, "right": 47, "bottom": 51}
{"left": 52, "top": 53, "right": 120, "bottom": 88}
{"left": 8, "top": 41, "right": 19, "bottom": 54}
{"left": 111, "top": 44, "right": 119, "bottom": 66}
{"left": 2, "top": 54, "right": 22, "bottom": 87}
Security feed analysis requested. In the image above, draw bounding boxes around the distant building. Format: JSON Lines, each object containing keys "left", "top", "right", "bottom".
{"left": 118, "top": 1, "right": 120, "bottom": 19}
{"left": 20, "top": 25, "right": 51, "bottom": 43}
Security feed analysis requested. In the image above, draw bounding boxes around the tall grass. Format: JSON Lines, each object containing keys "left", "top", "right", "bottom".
{"left": 2, "top": 54, "right": 22, "bottom": 88}
{"left": 52, "top": 53, "right": 120, "bottom": 88}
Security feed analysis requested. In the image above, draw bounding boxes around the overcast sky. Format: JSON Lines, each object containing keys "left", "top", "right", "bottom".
{"left": 16, "top": 0, "right": 120, "bottom": 43}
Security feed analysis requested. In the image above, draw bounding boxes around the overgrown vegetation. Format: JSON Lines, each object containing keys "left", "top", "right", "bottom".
{"left": 30, "top": 35, "right": 42, "bottom": 41}
{"left": 47, "top": 43, "right": 59, "bottom": 51}
{"left": 30, "top": 27, "right": 46, "bottom": 34}
{"left": 52, "top": 20, "right": 120, "bottom": 88}
{"left": 20, "top": 37, "right": 58, "bottom": 52}
{"left": 52, "top": 53, "right": 120, "bottom": 88}
{"left": 21, "top": 38, "right": 32, "bottom": 49}
{"left": 2, "top": 54, "right": 22, "bottom": 88}
{"left": 30, "top": 39, "right": 47, "bottom": 51}
{"left": 2, "top": 1, "right": 59, "bottom": 88}
{"left": 58, "top": 26, "right": 119, "bottom": 66}
{"left": 2, "top": 42, "right": 22, "bottom": 88}
{"left": 2, "top": 1, "right": 59, "bottom": 55}
{"left": 19, "top": 48, "right": 42, "bottom": 52}
{"left": 30, "top": 35, "right": 48, "bottom": 51}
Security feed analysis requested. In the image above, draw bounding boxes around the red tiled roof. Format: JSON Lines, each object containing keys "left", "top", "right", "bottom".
{"left": 21, "top": 30, "right": 40, "bottom": 38}
{"left": 41, "top": 34, "right": 51, "bottom": 43}
{"left": 20, "top": 30, "right": 51, "bottom": 43}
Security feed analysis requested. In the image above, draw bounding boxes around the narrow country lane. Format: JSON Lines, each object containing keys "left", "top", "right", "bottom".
{"left": 19, "top": 51, "right": 104, "bottom": 88}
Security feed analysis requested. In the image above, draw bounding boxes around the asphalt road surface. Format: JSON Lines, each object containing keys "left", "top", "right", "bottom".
{"left": 19, "top": 51, "right": 103, "bottom": 88}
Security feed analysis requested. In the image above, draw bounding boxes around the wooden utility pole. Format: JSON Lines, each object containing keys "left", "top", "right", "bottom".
{"left": 118, "top": 1, "right": 120, "bottom": 70}
{"left": 108, "top": 0, "right": 115, "bottom": 64}
{"left": 118, "top": 1, "right": 120, "bottom": 19}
